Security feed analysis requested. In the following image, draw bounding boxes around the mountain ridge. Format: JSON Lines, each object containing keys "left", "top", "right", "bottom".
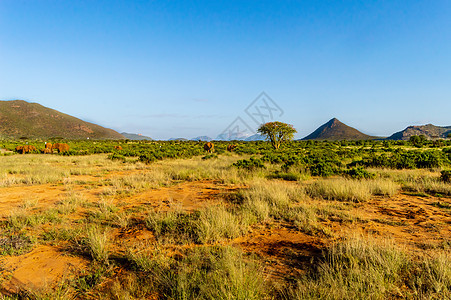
{"left": 387, "top": 124, "right": 451, "bottom": 140}
{"left": 0, "top": 100, "right": 124, "bottom": 139}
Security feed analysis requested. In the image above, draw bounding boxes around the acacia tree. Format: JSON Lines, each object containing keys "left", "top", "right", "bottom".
{"left": 257, "top": 121, "right": 297, "bottom": 149}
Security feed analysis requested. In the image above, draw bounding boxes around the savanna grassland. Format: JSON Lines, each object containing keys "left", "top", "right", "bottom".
{"left": 0, "top": 139, "right": 450, "bottom": 299}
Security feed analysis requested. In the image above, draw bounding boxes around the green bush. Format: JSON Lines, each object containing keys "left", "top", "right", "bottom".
{"left": 60, "top": 150, "right": 79, "bottom": 156}
{"left": 233, "top": 157, "right": 265, "bottom": 170}
{"left": 409, "top": 135, "right": 427, "bottom": 147}
{"left": 202, "top": 154, "right": 218, "bottom": 160}
{"left": 309, "top": 161, "right": 340, "bottom": 177}
{"left": 416, "top": 151, "right": 442, "bottom": 168}
{"left": 343, "top": 167, "right": 376, "bottom": 179}
{"left": 281, "top": 156, "right": 302, "bottom": 172}
{"left": 107, "top": 153, "right": 126, "bottom": 162}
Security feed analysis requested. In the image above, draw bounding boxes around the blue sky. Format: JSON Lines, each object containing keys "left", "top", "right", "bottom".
{"left": 1, "top": 0, "right": 450, "bottom": 140}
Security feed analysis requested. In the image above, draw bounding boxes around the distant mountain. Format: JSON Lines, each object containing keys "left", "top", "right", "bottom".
{"left": 121, "top": 132, "right": 153, "bottom": 140}
{"left": 191, "top": 136, "right": 212, "bottom": 141}
{"left": 168, "top": 138, "right": 189, "bottom": 141}
{"left": 245, "top": 134, "right": 266, "bottom": 141}
{"left": 387, "top": 124, "right": 451, "bottom": 140}
{"left": 302, "top": 118, "right": 374, "bottom": 140}
{"left": 216, "top": 131, "right": 253, "bottom": 141}
{"left": 0, "top": 100, "right": 124, "bottom": 139}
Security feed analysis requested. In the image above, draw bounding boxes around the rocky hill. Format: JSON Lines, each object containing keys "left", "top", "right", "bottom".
{"left": 387, "top": 124, "right": 451, "bottom": 140}
{"left": 302, "top": 118, "right": 375, "bottom": 140}
{"left": 0, "top": 100, "right": 124, "bottom": 139}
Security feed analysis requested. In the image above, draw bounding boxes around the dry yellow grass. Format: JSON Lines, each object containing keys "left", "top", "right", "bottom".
{"left": 306, "top": 178, "right": 400, "bottom": 202}
{"left": 0, "top": 153, "right": 449, "bottom": 299}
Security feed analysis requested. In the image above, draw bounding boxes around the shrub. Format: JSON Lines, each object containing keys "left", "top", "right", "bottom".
{"left": 60, "top": 150, "right": 78, "bottom": 156}
{"left": 139, "top": 153, "right": 157, "bottom": 164}
{"left": 262, "top": 153, "right": 285, "bottom": 164}
{"left": 409, "top": 135, "right": 427, "bottom": 147}
{"left": 395, "top": 153, "right": 417, "bottom": 169}
{"left": 441, "top": 170, "right": 451, "bottom": 183}
{"left": 233, "top": 157, "right": 265, "bottom": 170}
{"left": 343, "top": 167, "right": 376, "bottom": 179}
{"left": 281, "top": 156, "right": 302, "bottom": 172}
{"left": 416, "top": 151, "right": 442, "bottom": 168}
{"left": 107, "top": 153, "right": 126, "bottom": 162}
{"left": 309, "top": 161, "right": 340, "bottom": 177}
{"left": 202, "top": 154, "right": 218, "bottom": 160}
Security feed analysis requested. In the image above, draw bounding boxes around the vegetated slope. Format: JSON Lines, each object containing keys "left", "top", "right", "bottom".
{"left": 302, "top": 118, "right": 375, "bottom": 140}
{"left": 121, "top": 132, "right": 153, "bottom": 140}
{"left": 387, "top": 124, "right": 451, "bottom": 140}
{"left": 0, "top": 100, "right": 124, "bottom": 139}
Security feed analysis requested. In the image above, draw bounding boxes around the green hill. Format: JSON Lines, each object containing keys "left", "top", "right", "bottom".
{"left": 0, "top": 100, "right": 124, "bottom": 139}
{"left": 302, "top": 118, "right": 376, "bottom": 140}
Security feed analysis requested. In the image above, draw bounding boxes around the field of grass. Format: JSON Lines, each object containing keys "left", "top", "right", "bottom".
{"left": 0, "top": 140, "right": 450, "bottom": 299}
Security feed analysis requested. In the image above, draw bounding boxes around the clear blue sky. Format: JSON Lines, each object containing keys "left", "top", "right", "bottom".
{"left": 1, "top": 0, "right": 450, "bottom": 139}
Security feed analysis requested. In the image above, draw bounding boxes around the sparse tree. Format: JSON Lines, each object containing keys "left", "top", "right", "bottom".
{"left": 257, "top": 121, "right": 297, "bottom": 150}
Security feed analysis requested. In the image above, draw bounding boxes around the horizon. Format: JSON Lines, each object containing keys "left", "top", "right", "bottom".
{"left": 1, "top": 1, "right": 450, "bottom": 140}
{"left": 2, "top": 98, "right": 450, "bottom": 141}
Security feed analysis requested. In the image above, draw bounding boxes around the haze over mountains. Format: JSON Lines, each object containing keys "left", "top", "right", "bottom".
{"left": 1, "top": 100, "right": 449, "bottom": 141}
{"left": 121, "top": 132, "right": 153, "bottom": 140}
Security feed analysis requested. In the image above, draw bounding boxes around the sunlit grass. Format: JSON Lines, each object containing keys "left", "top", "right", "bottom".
{"left": 307, "top": 178, "right": 399, "bottom": 202}
{"left": 371, "top": 168, "right": 451, "bottom": 196}
{"left": 0, "top": 154, "right": 149, "bottom": 187}
{"left": 286, "top": 235, "right": 451, "bottom": 299}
